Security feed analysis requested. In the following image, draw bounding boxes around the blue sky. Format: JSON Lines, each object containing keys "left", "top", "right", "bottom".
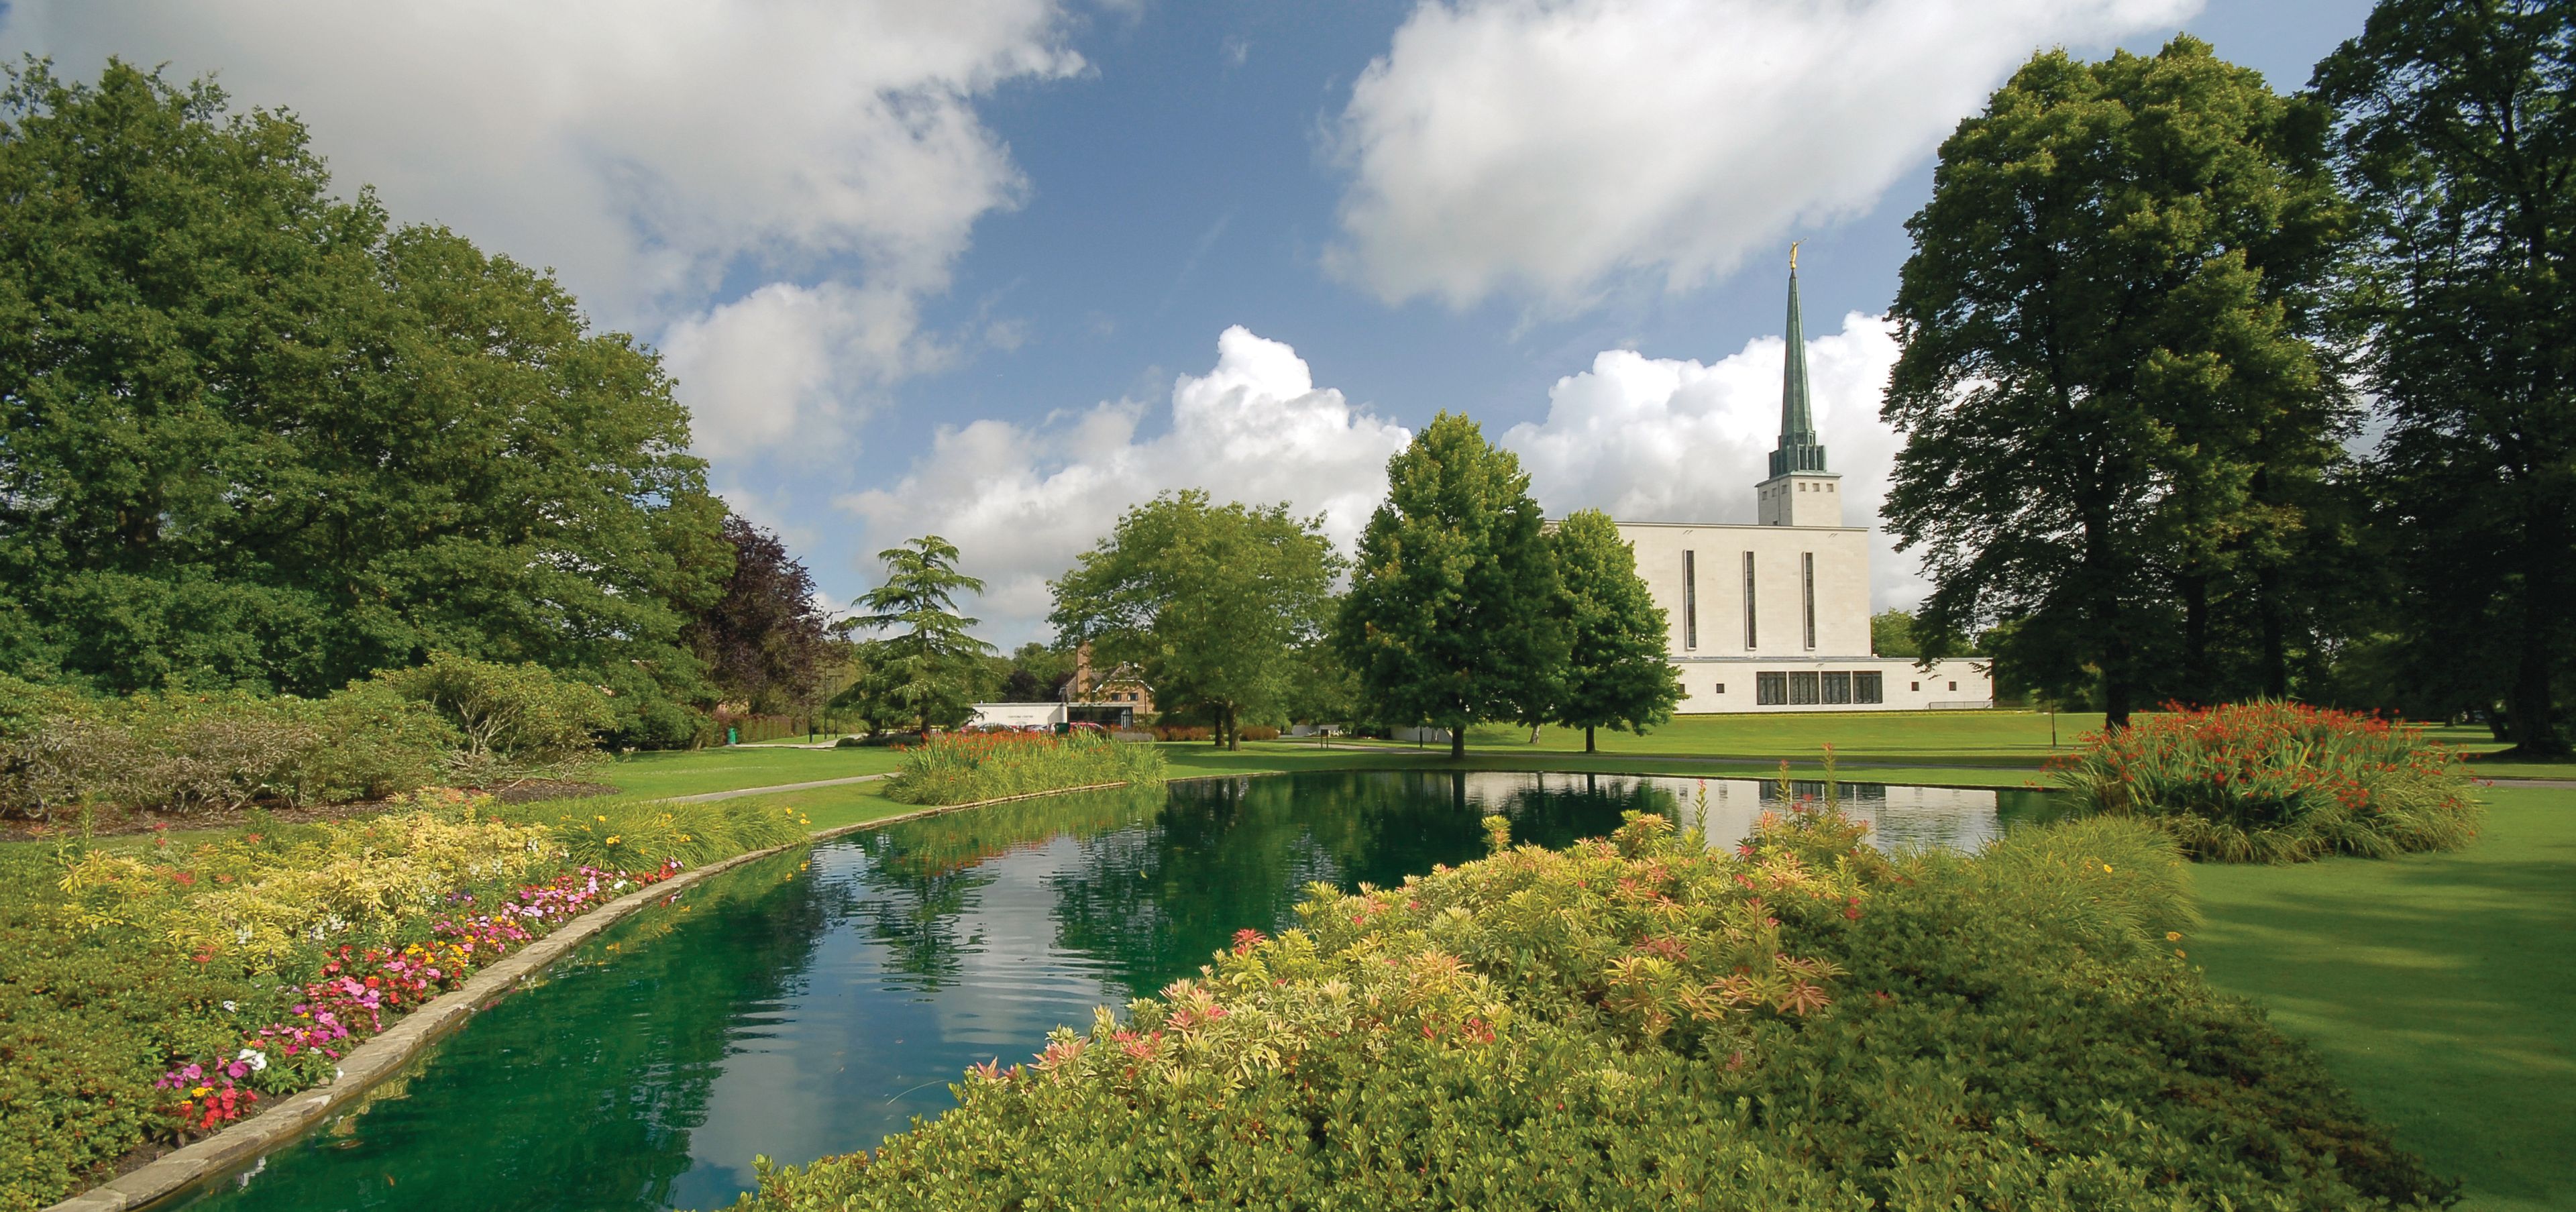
{"left": 3, "top": 0, "right": 2377, "bottom": 643}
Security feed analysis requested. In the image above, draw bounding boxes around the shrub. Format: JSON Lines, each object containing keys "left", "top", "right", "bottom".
{"left": 882, "top": 730, "right": 1167, "bottom": 806}
{"left": 1151, "top": 724, "right": 1211, "bottom": 742}
{"left": 1238, "top": 725, "right": 1281, "bottom": 741}
{"left": 2052, "top": 700, "right": 2483, "bottom": 863}
{"left": 489, "top": 795, "right": 810, "bottom": 872}
{"left": 736, "top": 811, "right": 2451, "bottom": 1211}
{"left": 376, "top": 653, "right": 614, "bottom": 783}
{"left": 0, "top": 676, "right": 456, "bottom": 820}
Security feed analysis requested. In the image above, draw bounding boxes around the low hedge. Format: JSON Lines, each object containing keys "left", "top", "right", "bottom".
{"left": 883, "top": 730, "right": 1167, "bottom": 806}
{"left": 734, "top": 810, "right": 2453, "bottom": 1211}
{"left": 0, "top": 793, "right": 810, "bottom": 1209}
{"left": 2053, "top": 700, "right": 2482, "bottom": 863}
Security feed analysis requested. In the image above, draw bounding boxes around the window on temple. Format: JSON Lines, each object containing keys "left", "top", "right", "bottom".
{"left": 1822, "top": 671, "right": 1851, "bottom": 704}
{"left": 1789, "top": 671, "right": 1821, "bottom": 704}
{"left": 1855, "top": 671, "right": 1883, "bottom": 703}
{"left": 1756, "top": 671, "right": 1787, "bottom": 704}
{"left": 1682, "top": 550, "right": 1697, "bottom": 649}
{"left": 1742, "top": 552, "right": 1758, "bottom": 648}
{"left": 1801, "top": 553, "right": 1816, "bottom": 650}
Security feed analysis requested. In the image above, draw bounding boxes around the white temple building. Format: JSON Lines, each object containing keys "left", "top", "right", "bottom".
{"left": 1606, "top": 259, "right": 1992, "bottom": 713}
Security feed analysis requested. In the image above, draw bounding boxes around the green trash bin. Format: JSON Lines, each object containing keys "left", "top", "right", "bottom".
{"left": 727, "top": 726, "right": 738, "bottom": 746}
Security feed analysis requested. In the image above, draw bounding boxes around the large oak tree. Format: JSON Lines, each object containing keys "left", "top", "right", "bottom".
{"left": 0, "top": 61, "right": 729, "bottom": 743}
{"left": 2318, "top": 0, "right": 2576, "bottom": 755}
{"left": 1884, "top": 37, "right": 2347, "bottom": 727}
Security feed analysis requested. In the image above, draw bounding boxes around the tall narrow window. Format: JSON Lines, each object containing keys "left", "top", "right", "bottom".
{"left": 1682, "top": 551, "right": 1698, "bottom": 649}
{"left": 1741, "top": 552, "right": 1758, "bottom": 649}
{"left": 1801, "top": 553, "right": 1817, "bottom": 650}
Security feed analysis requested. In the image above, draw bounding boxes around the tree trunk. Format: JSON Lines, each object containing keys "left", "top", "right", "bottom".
{"left": 2257, "top": 563, "right": 2289, "bottom": 700}
{"left": 1449, "top": 724, "right": 1466, "bottom": 761}
{"left": 2082, "top": 505, "right": 2135, "bottom": 732}
{"left": 1226, "top": 705, "right": 1240, "bottom": 752}
{"left": 1585, "top": 725, "right": 1597, "bottom": 753}
{"left": 2511, "top": 594, "right": 2568, "bottom": 756}
{"left": 2179, "top": 571, "right": 2210, "bottom": 707}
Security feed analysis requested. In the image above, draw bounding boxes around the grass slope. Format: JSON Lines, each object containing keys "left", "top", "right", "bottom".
{"left": 2190, "top": 783, "right": 2575, "bottom": 1212}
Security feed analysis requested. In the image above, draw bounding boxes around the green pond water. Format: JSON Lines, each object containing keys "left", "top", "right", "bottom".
{"left": 172, "top": 771, "right": 2059, "bottom": 1212}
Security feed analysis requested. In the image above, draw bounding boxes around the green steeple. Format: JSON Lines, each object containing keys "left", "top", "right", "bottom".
{"left": 1768, "top": 248, "right": 1827, "bottom": 478}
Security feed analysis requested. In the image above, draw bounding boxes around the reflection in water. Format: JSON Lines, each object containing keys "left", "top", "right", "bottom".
{"left": 177, "top": 773, "right": 2058, "bottom": 1212}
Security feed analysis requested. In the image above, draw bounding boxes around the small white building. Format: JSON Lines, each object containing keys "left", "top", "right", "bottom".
{"left": 967, "top": 702, "right": 1066, "bottom": 728}
{"left": 1607, "top": 261, "right": 1990, "bottom": 714}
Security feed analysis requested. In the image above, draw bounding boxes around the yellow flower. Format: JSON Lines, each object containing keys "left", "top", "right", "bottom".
{"left": 596, "top": 815, "right": 608, "bottom": 822}
{"left": 2165, "top": 932, "right": 2183, "bottom": 942}
{"left": 604, "top": 836, "right": 621, "bottom": 846}
{"left": 2174, "top": 949, "right": 2187, "bottom": 958}
{"left": 2102, "top": 864, "right": 2114, "bottom": 873}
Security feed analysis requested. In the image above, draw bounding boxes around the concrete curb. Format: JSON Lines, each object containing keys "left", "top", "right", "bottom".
{"left": 45, "top": 780, "right": 1138, "bottom": 1212}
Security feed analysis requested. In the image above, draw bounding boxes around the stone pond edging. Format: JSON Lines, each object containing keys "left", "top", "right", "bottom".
{"left": 46, "top": 780, "right": 1137, "bottom": 1212}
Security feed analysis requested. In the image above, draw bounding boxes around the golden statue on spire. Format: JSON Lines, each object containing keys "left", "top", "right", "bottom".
{"left": 1790, "top": 240, "right": 1801, "bottom": 272}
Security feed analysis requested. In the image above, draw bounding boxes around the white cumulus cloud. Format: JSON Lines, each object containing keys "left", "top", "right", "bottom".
{"left": 1502, "top": 312, "right": 1929, "bottom": 611}
{"left": 1329, "top": 0, "right": 2198, "bottom": 308}
{"left": 0, "top": 0, "right": 1081, "bottom": 454}
{"left": 837, "top": 327, "right": 1415, "bottom": 642}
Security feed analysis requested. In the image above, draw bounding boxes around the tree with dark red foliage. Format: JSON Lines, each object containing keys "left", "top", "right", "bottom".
{"left": 686, "top": 516, "right": 834, "bottom": 713}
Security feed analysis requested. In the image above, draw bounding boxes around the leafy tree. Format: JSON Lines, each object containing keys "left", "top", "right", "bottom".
{"left": 2316, "top": 0, "right": 2576, "bottom": 756}
{"left": 1336, "top": 414, "right": 1567, "bottom": 760}
{"left": 686, "top": 515, "right": 834, "bottom": 714}
{"left": 1870, "top": 610, "right": 1922, "bottom": 659}
{"left": 991, "top": 643, "right": 1077, "bottom": 704}
{"left": 835, "top": 537, "right": 994, "bottom": 734}
{"left": 1884, "top": 38, "right": 2347, "bottom": 728}
{"left": 0, "top": 60, "right": 729, "bottom": 732}
{"left": 1051, "top": 491, "right": 1342, "bottom": 751}
{"left": 1543, "top": 510, "right": 1680, "bottom": 752}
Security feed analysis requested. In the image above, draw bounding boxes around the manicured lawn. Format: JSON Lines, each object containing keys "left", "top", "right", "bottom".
{"left": 2190, "top": 785, "right": 2575, "bottom": 1211}
{"left": 598, "top": 745, "right": 904, "bottom": 797}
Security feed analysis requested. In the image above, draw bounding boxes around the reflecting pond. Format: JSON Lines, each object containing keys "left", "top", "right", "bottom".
{"left": 174, "top": 771, "right": 2060, "bottom": 1212}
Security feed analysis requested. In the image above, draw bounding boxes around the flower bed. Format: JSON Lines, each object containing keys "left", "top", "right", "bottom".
{"left": 881, "top": 728, "right": 1167, "bottom": 806}
{"left": 0, "top": 791, "right": 808, "bottom": 1209}
{"left": 739, "top": 810, "right": 2452, "bottom": 1211}
{"left": 2051, "top": 700, "right": 2482, "bottom": 863}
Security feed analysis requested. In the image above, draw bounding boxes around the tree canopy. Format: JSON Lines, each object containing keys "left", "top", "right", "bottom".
{"left": 1050, "top": 491, "right": 1342, "bottom": 749}
{"left": 1335, "top": 414, "right": 1566, "bottom": 759}
{"left": 686, "top": 516, "right": 835, "bottom": 715}
{"left": 2316, "top": 0, "right": 2576, "bottom": 755}
{"left": 0, "top": 60, "right": 729, "bottom": 743}
{"left": 1884, "top": 36, "right": 2347, "bottom": 728}
{"left": 1543, "top": 510, "right": 1680, "bottom": 751}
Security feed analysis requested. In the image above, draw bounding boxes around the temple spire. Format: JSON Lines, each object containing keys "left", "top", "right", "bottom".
{"left": 1768, "top": 244, "right": 1827, "bottom": 478}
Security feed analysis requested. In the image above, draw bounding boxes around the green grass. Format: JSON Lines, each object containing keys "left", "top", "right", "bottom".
{"left": 598, "top": 745, "right": 905, "bottom": 797}
{"left": 2190, "top": 784, "right": 2575, "bottom": 1211}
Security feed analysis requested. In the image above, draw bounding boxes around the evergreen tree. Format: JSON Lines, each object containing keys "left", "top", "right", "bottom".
{"left": 837, "top": 537, "right": 994, "bottom": 734}
{"left": 2316, "top": 0, "right": 2576, "bottom": 755}
{"left": 1050, "top": 491, "right": 1342, "bottom": 751}
{"left": 1544, "top": 511, "right": 1680, "bottom": 753}
{"left": 1883, "top": 37, "right": 2347, "bottom": 728}
{"left": 1335, "top": 414, "right": 1567, "bottom": 760}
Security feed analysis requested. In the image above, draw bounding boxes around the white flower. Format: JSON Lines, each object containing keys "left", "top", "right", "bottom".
{"left": 221, "top": 1001, "right": 238, "bottom": 1013}
{"left": 236, "top": 1048, "right": 268, "bottom": 1072}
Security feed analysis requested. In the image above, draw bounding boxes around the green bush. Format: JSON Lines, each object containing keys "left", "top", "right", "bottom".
{"left": 882, "top": 730, "right": 1167, "bottom": 806}
{"left": 735, "top": 812, "right": 2451, "bottom": 1211}
{"left": 490, "top": 795, "right": 810, "bottom": 871}
{"left": 0, "top": 674, "right": 456, "bottom": 820}
{"left": 2053, "top": 700, "right": 2483, "bottom": 863}
{"left": 376, "top": 652, "right": 615, "bottom": 783}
